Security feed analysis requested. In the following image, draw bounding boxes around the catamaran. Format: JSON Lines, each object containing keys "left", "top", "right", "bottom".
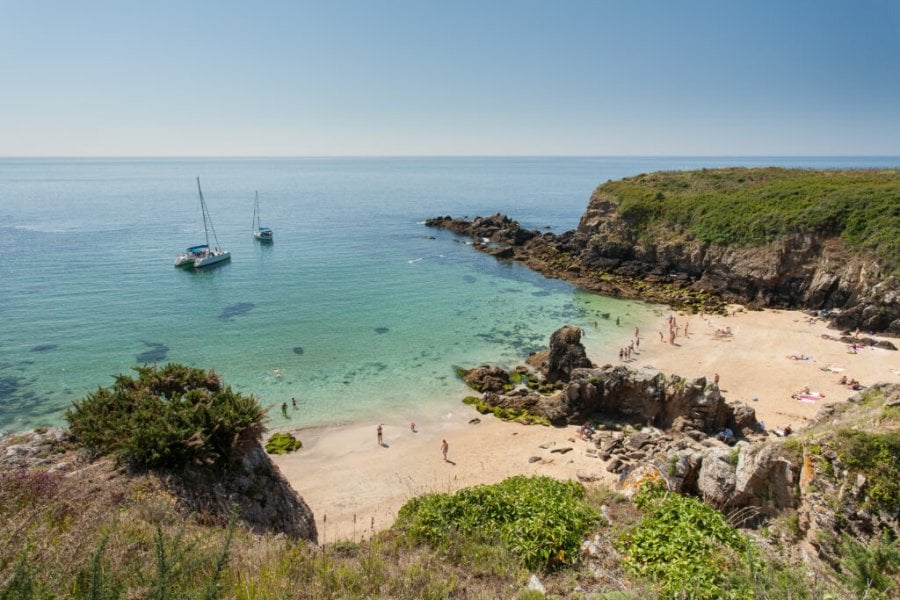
{"left": 251, "top": 191, "right": 273, "bottom": 242}
{"left": 175, "top": 178, "right": 232, "bottom": 268}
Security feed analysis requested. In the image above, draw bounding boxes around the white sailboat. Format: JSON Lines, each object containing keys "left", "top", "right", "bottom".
{"left": 175, "top": 178, "right": 232, "bottom": 268}
{"left": 251, "top": 191, "right": 273, "bottom": 242}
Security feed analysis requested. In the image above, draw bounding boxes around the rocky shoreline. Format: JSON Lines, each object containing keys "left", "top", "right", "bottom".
{"left": 426, "top": 202, "right": 899, "bottom": 334}
{"left": 458, "top": 324, "right": 900, "bottom": 555}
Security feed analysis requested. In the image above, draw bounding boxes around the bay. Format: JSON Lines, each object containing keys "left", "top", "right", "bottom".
{"left": 1, "top": 156, "right": 896, "bottom": 434}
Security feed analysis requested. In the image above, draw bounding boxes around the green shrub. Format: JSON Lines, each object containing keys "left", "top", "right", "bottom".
{"left": 265, "top": 432, "right": 302, "bottom": 455}
{"left": 615, "top": 486, "right": 747, "bottom": 598}
{"left": 834, "top": 430, "right": 900, "bottom": 513}
{"left": 65, "top": 364, "right": 266, "bottom": 470}
{"left": 395, "top": 475, "right": 598, "bottom": 570}
{"left": 839, "top": 531, "right": 899, "bottom": 599}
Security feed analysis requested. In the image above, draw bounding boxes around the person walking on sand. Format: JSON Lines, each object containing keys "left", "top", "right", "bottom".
{"left": 441, "top": 439, "right": 449, "bottom": 461}
{"left": 377, "top": 424, "right": 384, "bottom": 446}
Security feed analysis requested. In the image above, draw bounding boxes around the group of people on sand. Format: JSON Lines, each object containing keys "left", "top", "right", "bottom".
{"left": 619, "top": 327, "right": 641, "bottom": 362}
{"left": 376, "top": 423, "right": 450, "bottom": 462}
{"left": 659, "top": 315, "right": 688, "bottom": 345}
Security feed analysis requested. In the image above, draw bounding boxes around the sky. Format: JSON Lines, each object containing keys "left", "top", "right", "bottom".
{"left": 1, "top": 0, "right": 898, "bottom": 156}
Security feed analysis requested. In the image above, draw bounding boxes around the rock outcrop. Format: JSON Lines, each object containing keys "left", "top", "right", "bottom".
{"left": 0, "top": 428, "right": 318, "bottom": 543}
{"left": 162, "top": 445, "right": 318, "bottom": 541}
{"left": 463, "top": 326, "right": 755, "bottom": 434}
{"left": 526, "top": 325, "right": 593, "bottom": 383}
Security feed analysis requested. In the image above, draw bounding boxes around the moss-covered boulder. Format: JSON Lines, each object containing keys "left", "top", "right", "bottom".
{"left": 265, "top": 432, "right": 303, "bottom": 455}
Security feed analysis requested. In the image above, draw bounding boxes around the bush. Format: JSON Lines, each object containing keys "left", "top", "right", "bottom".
{"left": 615, "top": 486, "right": 747, "bottom": 598}
{"left": 839, "top": 531, "right": 899, "bottom": 599}
{"left": 835, "top": 430, "right": 900, "bottom": 513}
{"left": 65, "top": 364, "right": 266, "bottom": 470}
{"left": 265, "top": 432, "right": 302, "bottom": 455}
{"left": 395, "top": 475, "right": 598, "bottom": 570}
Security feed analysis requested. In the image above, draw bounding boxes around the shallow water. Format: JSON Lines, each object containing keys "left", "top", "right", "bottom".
{"left": 1, "top": 156, "right": 896, "bottom": 434}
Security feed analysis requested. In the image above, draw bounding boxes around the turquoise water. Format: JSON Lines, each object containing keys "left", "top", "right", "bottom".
{"left": 2, "top": 156, "right": 897, "bottom": 434}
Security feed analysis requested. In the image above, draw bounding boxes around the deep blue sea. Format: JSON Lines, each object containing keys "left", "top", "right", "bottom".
{"left": 2, "top": 156, "right": 897, "bottom": 434}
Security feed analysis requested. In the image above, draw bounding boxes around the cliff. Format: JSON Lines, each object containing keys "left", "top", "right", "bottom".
{"left": 427, "top": 167, "right": 900, "bottom": 333}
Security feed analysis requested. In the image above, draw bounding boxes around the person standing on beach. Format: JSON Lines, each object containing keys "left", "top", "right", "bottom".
{"left": 377, "top": 424, "right": 383, "bottom": 446}
{"left": 441, "top": 439, "right": 449, "bottom": 461}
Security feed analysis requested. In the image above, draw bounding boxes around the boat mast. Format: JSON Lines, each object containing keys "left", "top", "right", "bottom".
{"left": 254, "top": 191, "right": 260, "bottom": 232}
{"left": 196, "top": 177, "right": 223, "bottom": 251}
{"left": 197, "top": 177, "right": 211, "bottom": 248}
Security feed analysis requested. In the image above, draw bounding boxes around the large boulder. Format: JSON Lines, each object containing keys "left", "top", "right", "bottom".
{"left": 732, "top": 443, "right": 798, "bottom": 512}
{"left": 694, "top": 443, "right": 799, "bottom": 515}
{"left": 460, "top": 365, "right": 510, "bottom": 393}
{"left": 544, "top": 325, "right": 594, "bottom": 383}
{"left": 697, "top": 447, "right": 738, "bottom": 507}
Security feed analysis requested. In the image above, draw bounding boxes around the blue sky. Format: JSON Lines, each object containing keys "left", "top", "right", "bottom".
{"left": 1, "top": 0, "right": 898, "bottom": 156}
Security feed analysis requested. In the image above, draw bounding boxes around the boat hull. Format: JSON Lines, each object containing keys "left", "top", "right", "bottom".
{"left": 175, "top": 249, "right": 231, "bottom": 268}
{"left": 194, "top": 251, "right": 231, "bottom": 268}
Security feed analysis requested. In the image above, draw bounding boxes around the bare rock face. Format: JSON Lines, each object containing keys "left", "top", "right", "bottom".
{"left": 165, "top": 445, "right": 318, "bottom": 542}
{"left": 697, "top": 447, "right": 738, "bottom": 507}
{"left": 1, "top": 428, "right": 74, "bottom": 472}
{"left": 732, "top": 443, "right": 797, "bottom": 512}
{"left": 560, "top": 366, "right": 744, "bottom": 433}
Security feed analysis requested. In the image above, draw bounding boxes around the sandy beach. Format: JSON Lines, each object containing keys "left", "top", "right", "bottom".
{"left": 272, "top": 306, "right": 899, "bottom": 542}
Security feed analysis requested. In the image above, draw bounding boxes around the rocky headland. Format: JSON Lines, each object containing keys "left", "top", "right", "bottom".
{"left": 427, "top": 167, "right": 900, "bottom": 333}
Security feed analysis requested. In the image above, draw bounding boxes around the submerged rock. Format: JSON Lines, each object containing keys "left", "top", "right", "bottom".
{"left": 218, "top": 302, "right": 256, "bottom": 320}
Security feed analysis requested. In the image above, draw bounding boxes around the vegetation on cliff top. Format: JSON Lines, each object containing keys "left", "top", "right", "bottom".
{"left": 65, "top": 363, "right": 266, "bottom": 469}
{"left": 597, "top": 167, "right": 900, "bottom": 272}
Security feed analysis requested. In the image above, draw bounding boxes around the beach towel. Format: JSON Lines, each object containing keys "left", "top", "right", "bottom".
{"left": 797, "top": 395, "right": 819, "bottom": 403}
{"left": 825, "top": 366, "right": 845, "bottom": 373}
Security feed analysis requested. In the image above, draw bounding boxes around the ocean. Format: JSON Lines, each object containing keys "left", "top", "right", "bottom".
{"left": 2, "top": 156, "right": 897, "bottom": 434}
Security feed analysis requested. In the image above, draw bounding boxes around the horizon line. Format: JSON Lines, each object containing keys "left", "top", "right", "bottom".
{"left": 2, "top": 154, "right": 900, "bottom": 160}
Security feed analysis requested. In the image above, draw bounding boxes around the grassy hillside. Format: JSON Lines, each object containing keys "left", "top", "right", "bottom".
{"left": 596, "top": 168, "right": 900, "bottom": 272}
